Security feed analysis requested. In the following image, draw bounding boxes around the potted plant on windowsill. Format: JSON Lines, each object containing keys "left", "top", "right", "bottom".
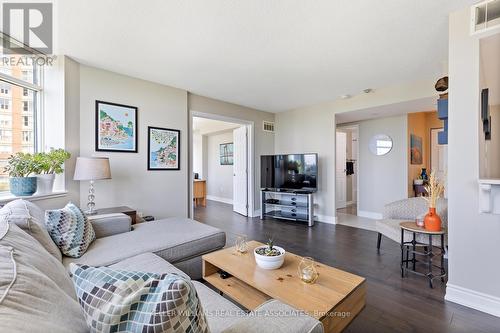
{"left": 4, "top": 152, "right": 38, "bottom": 196}
{"left": 33, "top": 149, "right": 71, "bottom": 195}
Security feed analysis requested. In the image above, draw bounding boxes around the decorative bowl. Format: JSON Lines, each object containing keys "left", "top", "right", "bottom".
{"left": 254, "top": 245, "right": 285, "bottom": 270}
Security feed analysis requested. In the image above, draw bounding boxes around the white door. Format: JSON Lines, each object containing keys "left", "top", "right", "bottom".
{"left": 233, "top": 126, "right": 248, "bottom": 216}
{"left": 336, "top": 132, "right": 347, "bottom": 209}
{"left": 431, "top": 128, "right": 448, "bottom": 195}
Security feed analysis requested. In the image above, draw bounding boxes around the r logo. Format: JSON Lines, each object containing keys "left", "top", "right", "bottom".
{"left": 2, "top": 3, "right": 53, "bottom": 54}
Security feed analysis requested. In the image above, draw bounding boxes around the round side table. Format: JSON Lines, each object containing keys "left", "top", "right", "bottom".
{"left": 400, "top": 221, "right": 446, "bottom": 288}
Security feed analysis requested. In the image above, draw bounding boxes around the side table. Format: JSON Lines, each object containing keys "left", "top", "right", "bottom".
{"left": 94, "top": 206, "right": 137, "bottom": 224}
{"left": 400, "top": 222, "right": 446, "bottom": 288}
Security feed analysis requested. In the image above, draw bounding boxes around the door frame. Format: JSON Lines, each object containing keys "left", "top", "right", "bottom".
{"left": 335, "top": 124, "right": 360, "bottom": 213}
{"left": 188, "top": 111, "right": 255, "bottom": 218}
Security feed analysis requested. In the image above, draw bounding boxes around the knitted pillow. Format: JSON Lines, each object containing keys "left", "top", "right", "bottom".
{"left": 45, "top": 203, "right": 96, "bottom": 258}
{"left": 69, "top": 264, "right": 209, "bottom": 333}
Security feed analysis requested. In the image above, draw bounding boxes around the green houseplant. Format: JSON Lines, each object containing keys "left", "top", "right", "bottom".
{"left": 4, "top": 152, "right": 38, "bottom": 196}
{"left": 33, "top": 149, "right": 71, "bottom": 194}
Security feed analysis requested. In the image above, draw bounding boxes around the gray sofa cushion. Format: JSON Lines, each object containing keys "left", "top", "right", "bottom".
{"left": 192, "top": 281, "right": 245, "bottom": 333}
{"left": 108, "top": 252, "right": 189, "bottom": 280}
{"left": 222, "top": 299, "right": 323, "bottom": 333}
{"left": 0, "top": 199, "right": 62, "bottom": 262}
{"left": 88, "top": 213, "right": 131, "bottom": 238}
{"left": 63, "top": 217, "right": 225, "bottom": 268}
{"left": 0, "top": 220, "right": 87, "bottom": 333}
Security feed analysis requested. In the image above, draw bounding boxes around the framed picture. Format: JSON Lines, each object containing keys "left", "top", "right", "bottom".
{"left": 148, "top": 126, "right": 180, "bottom": 170}
{"left": 410, "top": 134, "right": 423, "bottom": 165}
{"left": 220, "top": 142, "right": 233, "bottom": 165}
{"left": 96, "top": 100, "right": 138, "bottom": 152}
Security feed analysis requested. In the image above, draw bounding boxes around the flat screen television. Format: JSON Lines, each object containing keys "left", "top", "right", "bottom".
{"left": 261, "top": 154, "right": 318, "bottom": 192}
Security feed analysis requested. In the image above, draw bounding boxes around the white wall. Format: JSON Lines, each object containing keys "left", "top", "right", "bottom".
{"left": 206, "top": 130, "right": 234, "bottom": 202}
{"left": 189, "top": 94, "right": 275, "bottom": 214}
{"left": 445, "top": 8, "right": 500, "bottom": 317}
{"left": 275, "top": 80, "right": 434, "bottom": 223}
{"left": 356, "top": 116, "right": 408, "bottom": 218}
{"left": 33, "top": 56, "right": 80, "bottom": 210}
{"left": 192, "top": 130, "right": 204, "bottom": 179}
{"left": 79, "top": 65, "right": 188, "bottom": 219}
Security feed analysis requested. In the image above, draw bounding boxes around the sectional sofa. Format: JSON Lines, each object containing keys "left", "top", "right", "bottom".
{"left": 0, "top": 200, "right": 323, "bottom": 333}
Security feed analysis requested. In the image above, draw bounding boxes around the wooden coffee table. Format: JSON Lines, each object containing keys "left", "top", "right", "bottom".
{"left": 202, "top": 241, "right": 366, "bottom": 333}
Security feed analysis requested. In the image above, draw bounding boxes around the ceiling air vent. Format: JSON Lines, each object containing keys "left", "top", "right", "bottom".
{"left": 471, "top": 0, "right": 500, "bottom": 35}
{"left": 263, "top": 121, "right": 275, "bottom": 133}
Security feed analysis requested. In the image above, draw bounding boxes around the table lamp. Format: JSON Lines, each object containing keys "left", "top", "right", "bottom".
{"left": 74, "top": 157, "right": 111, "bottom": 215}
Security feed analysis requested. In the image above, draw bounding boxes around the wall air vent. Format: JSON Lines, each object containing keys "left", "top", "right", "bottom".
{"left": 471, "top": 0, "right": 500, "bottom": 35}
{"left": 263, "top": 121, "right": 275, "bottom": 133}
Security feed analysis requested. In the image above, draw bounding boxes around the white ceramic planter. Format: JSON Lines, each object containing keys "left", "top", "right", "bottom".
{"left": 254, "top": 245, "right": 286, "bottom": 270}
{"left": 35, "top": 174, "right": 55, "bottom": 195}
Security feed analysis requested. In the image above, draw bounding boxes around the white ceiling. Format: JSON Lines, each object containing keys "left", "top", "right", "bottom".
{"left": 56, "top": 0, "right": 475, "bottom": 112}
{"left": 335, "top": 97, "right": 437, "bottom": 124}
{"left": 193, "top": 117, "right": 240, "bottom": 135}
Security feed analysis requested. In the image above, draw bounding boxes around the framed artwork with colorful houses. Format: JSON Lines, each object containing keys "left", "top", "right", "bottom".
{"left": 147, "top": 126, "right": 180, "bottom": 170}
{"left": 95, "top": 100, "right": 138, "bottom": 152}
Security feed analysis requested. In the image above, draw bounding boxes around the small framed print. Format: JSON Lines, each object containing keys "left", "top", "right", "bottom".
{"left": 148, "top": 126, "right": 180, "bottom": 170}
{"left": 220, "top": 142, "right": 233, "bottom": 165}
{"left": 96, "top": 100, "right": 138, "bottom": 152}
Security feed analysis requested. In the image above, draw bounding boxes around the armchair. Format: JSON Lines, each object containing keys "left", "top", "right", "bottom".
{"left": 376, "top": 197, "right": 448, "bottom": 249}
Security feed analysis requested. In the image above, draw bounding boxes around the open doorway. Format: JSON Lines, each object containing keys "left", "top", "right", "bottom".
{"left": 336, "top": 126, "right": 359, "bottom": 216}
{"left": 190, "top": 114, "right": 253, "bottom": 218}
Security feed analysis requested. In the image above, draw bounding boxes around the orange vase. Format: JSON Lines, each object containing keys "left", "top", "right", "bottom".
{"left": 424, "top": 207, "right": 442, "bottom": 231}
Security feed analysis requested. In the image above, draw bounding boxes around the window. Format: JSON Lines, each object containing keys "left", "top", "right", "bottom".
{"left": 0, "top": 129, "right": 12, "bottom": 142}
{"left": 0, "top": 55, "right": 42, "bottom": 192}
{"left": 22, "top": 131, "right": 31, "bottom": 143}
{"left": 0, "top": 98, "right": 9, "bottom": 110}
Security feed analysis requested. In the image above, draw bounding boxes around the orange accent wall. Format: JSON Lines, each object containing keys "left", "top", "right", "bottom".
{"left": 407, "top": 111, "right": 443, "bottom": 197}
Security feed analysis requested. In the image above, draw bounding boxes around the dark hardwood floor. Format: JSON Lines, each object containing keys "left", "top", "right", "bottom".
{"left": 194, "top": 200, "right": 500, "bottom": 333}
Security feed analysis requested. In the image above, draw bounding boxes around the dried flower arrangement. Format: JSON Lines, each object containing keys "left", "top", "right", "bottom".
{"left": 423, "top": 171, "right": 445, "bottom": 208}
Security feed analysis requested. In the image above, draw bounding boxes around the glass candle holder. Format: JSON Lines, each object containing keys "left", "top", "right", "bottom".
{"left": 416, "top": 216, "right": 425, "bottom": 228}
{"left": 234, "top": 235, "right": 248, "bottom": 254}
{"left": 298, "top": 257, "right": 319, "bottom": 284}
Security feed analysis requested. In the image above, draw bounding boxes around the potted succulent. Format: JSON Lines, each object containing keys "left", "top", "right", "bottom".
{"left": 33, "top": 149, "right": 71, "bottom": 195}
{"left": 4, "top": 152, "right": 38, "bottom": 196}
{"left": 254, "top": 237, "right": 286, "bottom": 270}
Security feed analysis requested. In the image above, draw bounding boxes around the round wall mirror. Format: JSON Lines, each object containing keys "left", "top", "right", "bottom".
{"left": 369, "top": 134, "right": 393, "bottom": 156}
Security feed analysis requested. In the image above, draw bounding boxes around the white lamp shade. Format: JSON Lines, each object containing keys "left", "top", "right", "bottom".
{"left": 74, "top": 157, "right": 111, "bottom": 181}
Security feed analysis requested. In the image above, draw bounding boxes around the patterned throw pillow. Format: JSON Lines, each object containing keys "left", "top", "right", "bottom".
{"left": 69, "top": 264, "right": 210, "bottom": 333}
{"left": 45, "top": 203, "right": 96, "bottom": 258}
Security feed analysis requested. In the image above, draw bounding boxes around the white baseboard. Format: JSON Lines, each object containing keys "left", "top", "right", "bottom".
{"left": 357, "top": 210, "right": 383, "bottom": 220}
{"left": 445, "top": 283, "right": 500, "bottom": 317}
{"left": 252, "top": 209, "right": 261, "bottom": 218}
{"left": 315, "top": 215, "right": 337, "bottom": 224}
{"left": 206, "top": 196, "right": 233, "bottom": 205}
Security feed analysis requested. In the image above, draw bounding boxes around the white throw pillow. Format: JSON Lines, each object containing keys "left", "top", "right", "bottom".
{"left": 0, "top": 199, "right": 62, "bottom": 261}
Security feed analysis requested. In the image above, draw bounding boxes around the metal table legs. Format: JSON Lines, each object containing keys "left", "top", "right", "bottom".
{"left": 400, "top": 230, "right": 447, "bottom": 288}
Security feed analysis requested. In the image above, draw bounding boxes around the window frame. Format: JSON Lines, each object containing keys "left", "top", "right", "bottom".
{"left": 0, "top": 67, "right": 43, "bottom": 153}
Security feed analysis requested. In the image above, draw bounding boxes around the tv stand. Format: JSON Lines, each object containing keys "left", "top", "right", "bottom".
{"left": 260, "top": 189, "right": 314, "bottom": 227}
